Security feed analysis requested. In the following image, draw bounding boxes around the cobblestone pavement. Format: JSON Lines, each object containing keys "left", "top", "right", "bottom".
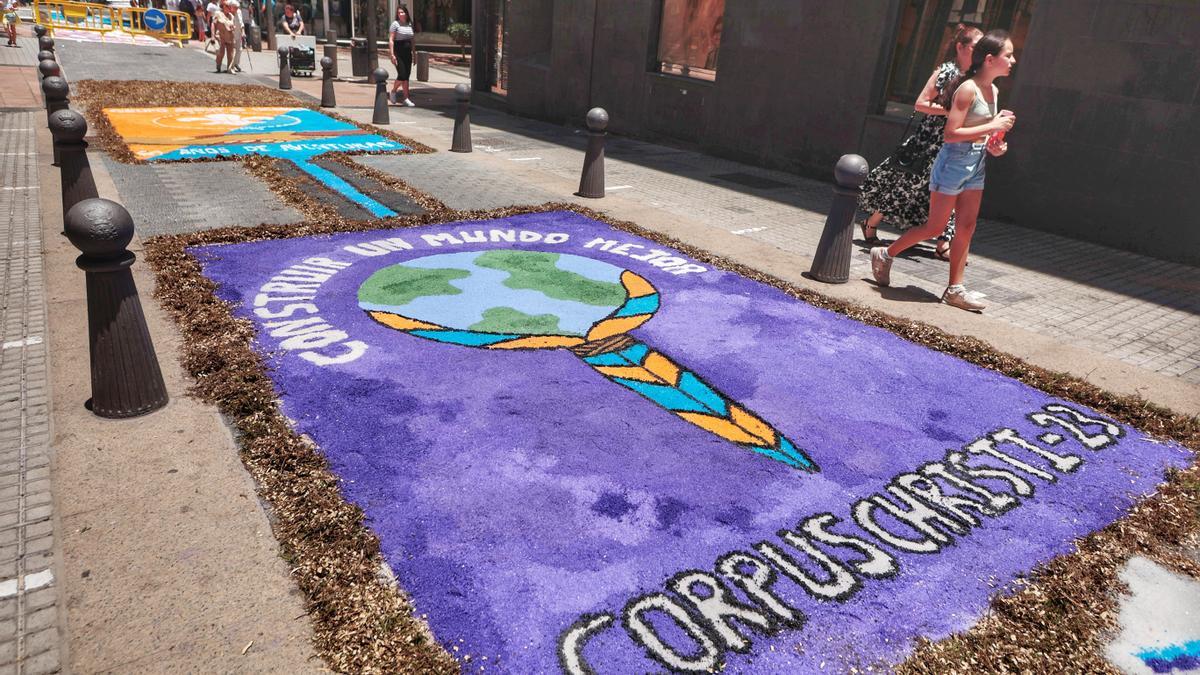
{"left": 0, "top": 111, "right": 61, "bottom": 674}
{"left": 0, "top": 38, "right": 41, "bottom": 69}
{"left": 101, "top": 156, "right": 304, "bottom": 237}
{"left": 350, "top": 104, "right": 1200, "bottom": 385}
{"left": 55, "top": 39, "right": 279, "bottom": 87}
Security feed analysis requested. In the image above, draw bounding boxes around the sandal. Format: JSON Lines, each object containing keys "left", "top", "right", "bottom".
{"left": 934, "top": 241, "right": 968, "bottom": 265}
{"left": 859, "top": 221, "right": 881, "bottom": 246}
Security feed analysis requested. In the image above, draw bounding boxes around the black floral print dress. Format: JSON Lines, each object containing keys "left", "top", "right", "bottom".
{"left": 859, "top": 61, "right": 959, "bottom": 239}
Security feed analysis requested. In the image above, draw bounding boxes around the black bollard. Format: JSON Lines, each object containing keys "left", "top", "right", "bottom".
{"left": 38, "top": 59, "right": 60, "bottom": 80}
{"left": 371, "top": 67, "right": 389, "bottom": 125}
{"left": 50, "top": 109, "right": 99, "bottom": 223}
{"left": 33, "top": 24, "right": 46, "bottom": 39}
{"left": 450, "top": 83, "right": 471, "bottom": 153}
{"left": 320, "top": 56, "right": 336, "bottom": 108}
{"left": 808, "top": 154, "right": 870, "bottom": 284}
{"left": 323, "top": 30, "right": 338, "bottom": 79}
{"left": 576, "top": 107, "right": 608, "bottom": 199}
{"left": 38, "top": 36, "right": 54, "bottom": 53}
{"left": 36, "top": 50, "right": 55, "bottom": 65}
{"left": 277, "top": 45, "right": 292, "bottom": 89}
{"left": 64, "top": 199, "right": 169, "bottom": 418}
{"left": 42, "top": 75, "right": 69, "bottom": 116}
{"left": 41, "top": 76, "right": 70, "bottom": 164}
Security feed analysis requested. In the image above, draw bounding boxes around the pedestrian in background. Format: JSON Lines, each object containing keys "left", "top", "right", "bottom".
{"left": 388, "top": 4, "right": 415, "bottom": 106}
{"left": 239, "top": 0, "right": 253, "bottom": 50}
{"left": 186, "top": 0, "right": 207, "bottom": 43}
{"left": 211, "top": 0, "right": 236, "bottom": 72}
{"left": 280, "top": 3, "right": 303, "bottom": 36}
{"left": 229, "top": 0, "right": 244, "bottom": 72}
{"left": 871, "top": 29, "right": 1016, "bottom": 312}
{"left": 859, "top": 24, "right": 982, "bottom": 259}
{"left": 3, "top": 0, "right": 19, "bottom": 48}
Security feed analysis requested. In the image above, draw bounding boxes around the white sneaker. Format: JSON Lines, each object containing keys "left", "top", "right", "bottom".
{"left": 942, "top": 286, "right": 988, "bottom": 311}
{"left": 870, "top": 247, "right": 892, "bottom": 287}
{"left": 403, "top": 98, "right": 415, "bottom": 107}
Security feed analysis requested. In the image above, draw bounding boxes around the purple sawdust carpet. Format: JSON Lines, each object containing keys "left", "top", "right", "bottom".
{"left": 193, "top": 210, "right": 1191, "bottom": 673}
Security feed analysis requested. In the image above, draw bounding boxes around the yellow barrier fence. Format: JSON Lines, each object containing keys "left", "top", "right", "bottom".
{"left": 121, "top": 6, "right": 192, "bottom": 43}
{"left": 34, "top": 2, "right": 192, "bottom": 44}
{"left": 34, "top": 1, "right": 116, "bottom": 37}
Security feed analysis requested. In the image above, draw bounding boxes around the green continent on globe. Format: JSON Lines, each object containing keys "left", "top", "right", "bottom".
{"left": 474, "top": 251, "right": 625, "bottom": 307}
{"left": 357, "top": 265, "right": 470, "bottom": 306}
{"left": 469, "top": 307, "right": 562, "bottom": 335}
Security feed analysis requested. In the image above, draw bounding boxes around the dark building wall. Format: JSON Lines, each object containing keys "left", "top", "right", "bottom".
{"left": 478, "top": 0, "right": 1200, "bottom": 265}
{"left": 983, "top": 0, "right": 1200, "bottom": 265}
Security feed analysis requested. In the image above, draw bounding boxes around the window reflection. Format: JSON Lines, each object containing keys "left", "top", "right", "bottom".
{"left": 656, "top": 0, "right": 725, "bottom": 82}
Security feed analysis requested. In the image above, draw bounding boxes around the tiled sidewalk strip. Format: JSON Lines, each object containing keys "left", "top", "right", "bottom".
{"left": 0, "top": 111, "right": 61, "bottom": 674}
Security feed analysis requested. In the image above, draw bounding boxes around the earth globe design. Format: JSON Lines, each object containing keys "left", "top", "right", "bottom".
{"left": 357, "top": 250, "right": 634, "bottom": 344}
{"left": 358, "top": 249, "right": 816, "bottom": 471}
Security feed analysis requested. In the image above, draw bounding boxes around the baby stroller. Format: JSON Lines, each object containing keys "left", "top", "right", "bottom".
{"left": 286, "top": 44, "right": 315, "bottom": 77}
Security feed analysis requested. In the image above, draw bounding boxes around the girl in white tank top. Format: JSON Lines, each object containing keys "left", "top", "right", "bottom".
{"left": 869, "top": 29, "right": 1017, "bottom": 312}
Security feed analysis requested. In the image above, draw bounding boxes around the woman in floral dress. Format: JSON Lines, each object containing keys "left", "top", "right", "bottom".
{"left": 858, "top": 24, "right": 982, "bottom": 260}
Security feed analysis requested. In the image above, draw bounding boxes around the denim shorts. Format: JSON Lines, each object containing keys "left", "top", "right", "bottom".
{"left": 929, "top": 141, "right": 987, "bottom": 195}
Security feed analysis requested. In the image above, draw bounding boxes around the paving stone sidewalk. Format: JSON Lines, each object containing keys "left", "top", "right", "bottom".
{"left": 52, "top": 37, "right": 1198, "bottom": 384}
{"left": 347, "top": 104, "right": 1200, "bottom": 386}
{"left": 0, "top": 110, "right": 61, "bottom": 674}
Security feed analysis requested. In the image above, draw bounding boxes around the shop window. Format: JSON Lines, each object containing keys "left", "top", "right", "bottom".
{"left": 655, "top": 0, "right": 724, "bottom": 82}
{"left": 882, "top": 0, "right": 1034, "bottom": 116}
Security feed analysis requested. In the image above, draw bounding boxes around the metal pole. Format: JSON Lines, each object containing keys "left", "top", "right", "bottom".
{"left": 416, "top": 50, "right": 429, "bottom": 82}
{"left": 320, "top": 56, "right": 336, "bottom": 107}
{"left": 266, "top": 0, "right": 276, "bottom": 50}
{"left": 576, "top": 107, "right": 608, "bottom": 199}
{"left": 362, "top": 0, "right": 378, "bottom": 81}
{"left": 450, "top": 83, "right": 472, "bottom": 153}
{"left": 808, "top": 154, "right": 870, "bottom": 284}
{"left": 49, "top": 109, "right": 99, "bottom": 224}
{"left": 63, "top": 199, "right": 169, "bottom": 419}
{"left": 323, "top": 29, "right": 338, "bottom": 78}
{"left": 250, "top": 0, "right": 262, "bottom": 52}
{"left": 371, "top": 67, "right": 389, "bottom": 124}
{"left": 277, "top": 45, "right": 292, "bottom": 89}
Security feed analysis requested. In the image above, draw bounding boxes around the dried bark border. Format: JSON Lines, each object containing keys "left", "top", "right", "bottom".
{"left": 70, "top": 79, "right": 435, "bottom": 165}
{"left": 143, "top": 200, "right": 1199, "bottom": 674}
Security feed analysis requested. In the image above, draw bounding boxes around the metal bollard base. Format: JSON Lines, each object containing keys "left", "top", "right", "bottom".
{"left": 371, "top": 68, "right": 390, "bottom": 125}
{"left": 450, "top": 83, "right": 472, "bottom": 152}
{"left": 808, "top": 154, "right": 869, "bottom": 284}
{"left": 82, "top": 263, "right": 169, "bottom": 418}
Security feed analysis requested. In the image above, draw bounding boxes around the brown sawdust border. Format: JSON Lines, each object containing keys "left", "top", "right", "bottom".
{"left": 139, "top": 170, "right": 1199, "bottom": 671}
{"left": 70, "top": 79, "right": 435, "bottom": 165}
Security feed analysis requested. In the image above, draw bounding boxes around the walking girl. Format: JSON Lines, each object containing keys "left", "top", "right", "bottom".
{"left": 388, "top": 5, "right": 416, "bottom": 107}
{"left": 858, "top": 24, "right": 982, "bottom": 259}
{"left": 870, "top": 29, "right": 1016, "bottom": 312}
